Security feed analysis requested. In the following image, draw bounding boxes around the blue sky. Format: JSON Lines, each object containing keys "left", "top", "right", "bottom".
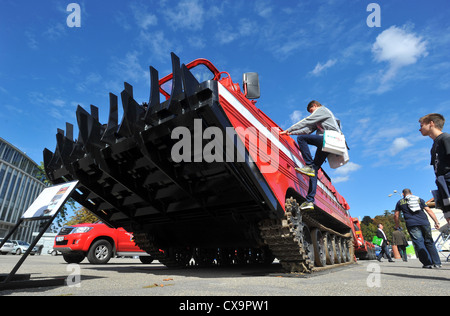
{"left": 1, "top": 0, "right": 449, "bottom": 220}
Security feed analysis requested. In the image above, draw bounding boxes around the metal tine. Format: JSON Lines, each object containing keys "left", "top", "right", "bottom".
{"left": 76, "top": 105, "right": 104, "bottom": 153}
{"left": 47, "top": 139, "right": 62, "bottom": 171}
{"left": 150, "top": 52, "right": 183, "bottom": 117}
{"left": 90, "top": 105, "right": 99, "bottom": 121}
{"left": 56, "top": 132, "right": 74, "bottom": 168}
{"left": 149, "top": 66, "right": 160, "bottom": 108}
{"left": 68, "top": 105, "right": 87, "bottom": 158}
{"left": 117, "top": 88, "right": 145, "bottom": 138}
{"left": 43, "top": 148, "right": 55, "bottom": 179}
{"left": 48, "top": 128, "right": 65, "bottom": 169}
{"left": 43, "top": 148, "right": 54, "bottom": 171}
{"left": 167, "top": 52, "right": 183, "bottom": 112}
{"left": 57, "top": 123, "right": 81, "bottom": 166}
{"left": 181, "top": 63, "right": 199, "bottom": 97}
{"left": 90, "top": 104, "right": 107, "bottom": 137}
{"left": 76, "top": 105, "right": 91, "bottom": 148}
{"left": 181, "top": 63, "right": 202, "bottom": 110}
{"left": 124, "top": 82, "right": 133, "bottom": 99}
{"left": 144, "top": 66, "right": 160, "bottom": 125}
{"left": 101, "top": 93, "right": 119, "bottom": 145}
{"left": 66, "top": 122, "right": 74, "bottom": 141}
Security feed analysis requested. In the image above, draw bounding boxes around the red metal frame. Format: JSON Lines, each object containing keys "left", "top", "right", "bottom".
{"left": 158, "top": 58, "right": 220, "bottom": 99}
{"left": 352, "top": 218, "right": 375, "bottom": 254}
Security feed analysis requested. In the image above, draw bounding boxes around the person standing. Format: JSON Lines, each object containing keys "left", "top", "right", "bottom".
{"left": 376, "top": 224, "right": 394, "bottom": 262}
{"left": 392, "top": 227, "right": 408, "bottom": 262}
{"left": 280, "top": 101, "right": 342, "bottom": 210}
{"left": 394, "top": 188, "right": 442, "bottom": 269}
{"left": 419, "top": 113, "right": 450, "bottom": 224}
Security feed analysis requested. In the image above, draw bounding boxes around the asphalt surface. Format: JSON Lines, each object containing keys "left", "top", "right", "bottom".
{"left": 0, "top": 254, "right": 449, "bottom": 296}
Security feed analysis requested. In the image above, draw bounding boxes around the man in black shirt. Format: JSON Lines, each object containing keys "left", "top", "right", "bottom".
{"left": 394, "top": 189, "right": 441, "bottom": 268}
{"left": 419, "top": 113, "right": 450, "bottom": 223}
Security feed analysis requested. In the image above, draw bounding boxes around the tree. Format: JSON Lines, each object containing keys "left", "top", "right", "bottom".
{"left": 360, "top": 210, "right": 409, "bottom": 243}
{"left": 65, "top": 207, "right": 99, "bottom": 226}
{"left": 361, "top": 216, "right": 373, "bottom": 226}
{"left": 361, "top": 221, "right": 377, "bottom": 243}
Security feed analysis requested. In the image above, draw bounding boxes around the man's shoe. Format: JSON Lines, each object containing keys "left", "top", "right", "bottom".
{"left": 300, "top": 201, "right": 314, "bottom": 210}
{"left": 388, "top": 260, "right": 394, "bottom": 262}
{"left": 295, "top": 166, "right": 315, "bottom": 177}
{"left": 376, "top": 257, "right": 382, "bottom": 262}
{"left": 422, "top": 265, "right": 433, "bottom": 269}
{"left": 434, "top": 264, "right": 442, "bottom": 269}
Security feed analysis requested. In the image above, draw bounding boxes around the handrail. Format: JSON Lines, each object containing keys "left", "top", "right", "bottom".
{"left": 158, "top": 58, "right": 220, "bottom": 99}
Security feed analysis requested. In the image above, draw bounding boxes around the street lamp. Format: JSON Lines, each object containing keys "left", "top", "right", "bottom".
{"left": 388, "top": 190, "right": 402, "bottom": 198}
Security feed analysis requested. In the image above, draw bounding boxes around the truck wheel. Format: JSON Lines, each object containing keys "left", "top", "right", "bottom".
{"left": 311, "top": 229, "right": 326, "bottom": 267}
{"left": 139, "top": 256, "right": 154, "bottom": 264}
{"left": 87, "top": 239, "right": 113, "bottom": 264}
{"left": 63, "top": 253, "right": 85, "bottom": 264}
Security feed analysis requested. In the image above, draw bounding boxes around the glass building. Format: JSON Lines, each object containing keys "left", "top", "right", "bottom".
{"left": 0, "top": 137, "right": 45, "bottom": 242}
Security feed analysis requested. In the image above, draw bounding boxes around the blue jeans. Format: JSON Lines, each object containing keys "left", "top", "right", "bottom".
{"left": 296, "top": 134, "right": 329, "bottom": 202}
{"left": 407, "top": 225, "right": 441, "bottom": 266}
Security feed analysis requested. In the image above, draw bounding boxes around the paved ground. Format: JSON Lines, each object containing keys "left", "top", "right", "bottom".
{"left": 0, "top": 255, "right": 449, "bottom": 296}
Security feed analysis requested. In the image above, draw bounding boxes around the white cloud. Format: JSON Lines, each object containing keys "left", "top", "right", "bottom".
{"left": 134, "top": 12, "right": 157, "bottom": 30}
{"left": 77, "top": 72, "right": 102, "bottom": 92}
{"left": 43, "top": 23, "right": 67, "bottom": 40}
{"left": 310, "top": 59, "right": 337, "bottom": 76}
{"left": 164, "top": 0, "right": 205, "bottom": 31}
{"left": 389, "top": 137, "right": 412, "bottom": 156}
{"left": 49, "top": 98, "right": 66, "bottom": 107}
{"left": 334, "top": 161, "right": 361, "bottom": 175}
{"left": 25, "top": 31, "right": 38, "bottom": 50}
{"left": 255, "top": 1, "right": 273, "bottom": 18}
{"left": 216, "top": 26, "right": 238, "bottom": 45}
{"left": 138, "top": 30, "right": 181, "bottom": 62}
{"left": 216, "top": 19, "right": 258, "bottom": 45}
{"left": 331, "top": 161, "right": 361, "bottom": 183}
{"left": 289, "top": 110, "right": 302, "bottom": 124}
{"left": 110, "top": 51, "right": 147, "bottom": 83}
{"left": 372, "top": 25, "right": 428, "bottom": 84}
{"left": 128, "top": 3, "right": 158, "bottom": 30}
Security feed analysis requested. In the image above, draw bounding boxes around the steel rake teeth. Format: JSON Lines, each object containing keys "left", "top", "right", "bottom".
{"left": 43, "top": 52, "right": 202, "bottom": 178}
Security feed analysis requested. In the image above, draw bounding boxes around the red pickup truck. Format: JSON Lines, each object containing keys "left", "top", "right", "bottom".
{"left": 54, "top": 222, "right": 153, "bottom": 264}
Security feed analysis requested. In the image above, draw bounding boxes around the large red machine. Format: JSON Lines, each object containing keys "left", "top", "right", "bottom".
{"left": 44, "top": 53, "right": 355, "bottom": 272}
{"left": 352, "top": 218, "right": 376, "bottom": 260}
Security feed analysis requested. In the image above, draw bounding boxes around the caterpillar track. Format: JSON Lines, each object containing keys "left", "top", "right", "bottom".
{"left": 44, "top": 53, "right": 355, "bottom": 274}
{"left": 260, "top": 198, "right": 353, "bottom": 273}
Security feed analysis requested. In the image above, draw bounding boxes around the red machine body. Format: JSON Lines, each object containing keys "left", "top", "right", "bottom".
{"left": 44, "top": 53, "right": 355, "bottom": 272}
{"left": 352, "top": 218, "right": 376, "bottom": 260}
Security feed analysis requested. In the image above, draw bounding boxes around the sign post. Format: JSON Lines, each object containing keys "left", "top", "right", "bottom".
{"left": 0, "top": 181, "right": 78, "bottom": 285}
